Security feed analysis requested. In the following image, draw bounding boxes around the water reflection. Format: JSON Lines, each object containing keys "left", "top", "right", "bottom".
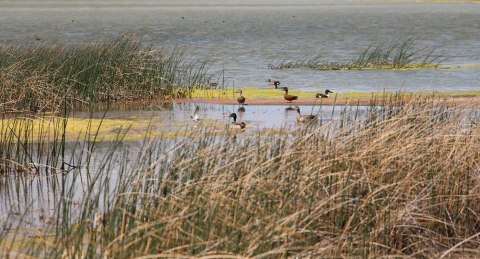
{"left": 0, "top": 102, "right": 360, "bottom": 229}
{"left": 69, "top": 101, "right": 343, "bottom": 138}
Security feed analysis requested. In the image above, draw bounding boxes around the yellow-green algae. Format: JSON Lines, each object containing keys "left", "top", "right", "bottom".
{"left": 440, "top": 64, "right": 480, "bottom": 69}
{"left": 3, "top": 89, "right": 479, "bottom": 142}
{"left": 1, "top": 116, "right": 229, "bottom": 142}
{"left": 192, "top": 87, "right": 323, "bottom": 99}
{"left": 192, "top": 87, "right": 480, "bottom": 100}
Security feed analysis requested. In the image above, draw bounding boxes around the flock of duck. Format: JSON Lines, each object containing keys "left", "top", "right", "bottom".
{"left": 192, "top": 79, "right": 334, "bottom": 131}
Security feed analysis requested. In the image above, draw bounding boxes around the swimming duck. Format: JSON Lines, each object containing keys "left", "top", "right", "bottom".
{"left": 205, "top": 80, "right": 218, "bottom": 89}
{"left": 228, "top": 113, "right": 246, "bottom": 131}
{"left": 266, "top": 79, "right": 281, "bottom": 89}
{"left": 293, "top": 106, "right": 317, "bottom": 122}
{"left": 191, "top": 105, "right": 200, "bottom": 121}
{"left": 281, "top": 87, "right": 298, "bottom": 103}
{"left": 316, "top": 89, "right": 334, "bottom": 98}
{"left": 236, "top": 89, "right": 246, "bottom": 106}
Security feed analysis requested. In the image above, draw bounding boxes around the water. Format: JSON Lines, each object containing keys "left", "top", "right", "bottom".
{"left": 1, "top": 0, "right": 479, "bottom": 93}
{"left": 2, "top": 0, "right": 480, "bottom": 230}
{"left": 73, "top": 102, "right": 340, "bottom": 131}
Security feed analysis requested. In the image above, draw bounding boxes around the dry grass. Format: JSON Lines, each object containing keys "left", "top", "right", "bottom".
{"left": 2, "top": 94, "right": 480, "bottom": 258}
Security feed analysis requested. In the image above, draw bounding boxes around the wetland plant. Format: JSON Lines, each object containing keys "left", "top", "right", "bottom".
{"left": 350, "top": 34, "right": 446, "bottom": 69}
{"left": 2, "top": 93, "right": 480, "bottom": 258}
{"left": 269, "top": 34, "right": 446, "bottom": 70}
{"left": 0, "top": 36, "right": 215, "bottom": 113}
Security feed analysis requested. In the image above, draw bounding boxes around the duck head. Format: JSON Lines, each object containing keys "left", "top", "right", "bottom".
{"left": 228, "top": 113, "right": 237, "bottom": 122}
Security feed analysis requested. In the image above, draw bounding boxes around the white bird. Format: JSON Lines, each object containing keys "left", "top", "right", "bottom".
{"left": 191, "top": 106, "right": 200, "bottom": 121}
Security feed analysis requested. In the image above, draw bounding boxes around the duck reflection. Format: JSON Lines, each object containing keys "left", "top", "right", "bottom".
{"left": 284, "top": 106, "right": 296, "bottom": 121}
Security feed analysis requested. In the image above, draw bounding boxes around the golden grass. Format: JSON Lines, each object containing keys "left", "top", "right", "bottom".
{"left": 93, "top": 95, "right": 480, "bottom": 258}
{"left": 3, "top": 93, "right": 480, "bottom": 258}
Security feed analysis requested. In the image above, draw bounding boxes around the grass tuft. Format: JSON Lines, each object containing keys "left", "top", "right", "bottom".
{"left": 269, "top": 34, "right": 446, "bottom": 70}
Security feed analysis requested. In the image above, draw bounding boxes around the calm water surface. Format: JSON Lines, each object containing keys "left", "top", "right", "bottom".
{"left": 1, "top": 0, "right": 479, "bottom": 93}
{"left": 1, "top": 101, "right": 347, "bottom": 230}
{"left": 2, "top": 0, "right": 480, "bottom": 229}
{"left": 74, "top": 102, "right": 340, "bottom": 129}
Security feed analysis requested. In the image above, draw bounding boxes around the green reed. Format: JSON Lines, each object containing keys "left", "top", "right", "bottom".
{"left": 269, "top": 34, "right": 446, "bottom": 70}
{"left": 2, "top": 93, "right": 480, "bottom": 258}
{"left": 350, "top": 34, "right": 446, "bottom": 69}
{"left": 0, "top": 36, "right": 214, "bottom": 112}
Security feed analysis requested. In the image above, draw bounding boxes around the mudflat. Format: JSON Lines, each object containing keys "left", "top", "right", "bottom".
{"left": 176, "top": 95, "right": 480, "bottom": 107}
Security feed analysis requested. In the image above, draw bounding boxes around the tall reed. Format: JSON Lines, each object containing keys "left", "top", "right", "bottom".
{"left": 269, "top": 34, "right": 445, "bottom": 70}
{"left": 0, "top": 36, "right": 214, "bottom": 113}
{"left": 350, "top": 34, "right": 446, "bottom": 69}
{"left": 2, "top": 93, "right": 480, "bottom": 258}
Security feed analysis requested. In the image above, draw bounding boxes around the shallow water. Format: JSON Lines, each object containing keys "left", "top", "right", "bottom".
{"left": 34, "top": 102, "right": 339, "bottom": 147}
{"left": 1, "top": 0, "right": 479, "bottom": 93}
{"left": 0, "top": 102, "right": 345, "bottom": 231}
{"left": 2, "top": 0, "right": 480, "bottom": 231}
{"left": 71, "top": 101, "right": 340, "bottom": 136}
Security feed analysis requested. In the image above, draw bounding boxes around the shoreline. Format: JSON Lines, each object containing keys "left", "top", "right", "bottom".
{"left": 173, "top": 95, "right": 480, "bottom": 106}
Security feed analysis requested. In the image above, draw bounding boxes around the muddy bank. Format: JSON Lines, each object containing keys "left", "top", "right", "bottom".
{"left": 174, "top": 95, "right": 480, "bottom": 107}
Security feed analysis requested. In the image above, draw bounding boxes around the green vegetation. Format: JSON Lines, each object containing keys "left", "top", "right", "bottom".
{"left": 269, "top": 34, "right": 446, "bottom": 70}
{"left": 0, "top": 36, "right": 214, "bottom": 113}
{"left": 192, "top": 87, "right": 480, "bottom": 100}
{"left": 2, "top": 93, "right": 480, "bottom": 258}
{"left": 192, "top": 86, "right": 311, "bottom": 99}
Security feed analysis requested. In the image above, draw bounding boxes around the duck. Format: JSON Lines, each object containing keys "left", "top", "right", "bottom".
{"left": 205, "top": 80, "right": 218, "bottom": 89}
{"left": 316, "top": 89, "right": 334, "bottom": 98}
{"left": 236, "top": 89, "right": 246, "bottom": 106}
{"left": 293, "top": 106, "right": 317, "bottom": 122}
{"left": 281, "top": 87, "right": 298, "bottom": 103}
{"left": 228, "top": 113, "right": 246, "bottom": 131}
{"left": 266, "top": 79, "right": 281, "bottom": 89}
{"left": 190, "top": 105, "right": 200, "bottom": 121}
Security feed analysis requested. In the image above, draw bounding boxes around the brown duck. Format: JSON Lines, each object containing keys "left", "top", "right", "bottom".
{"left": 236, "top": 89, "right": 245, "bottom": 106}
{"left": 281, "top": 87, "right": 298, "bottom": 103}
{"left": 205, "top": 80, "right": 218, "bottom": 89}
